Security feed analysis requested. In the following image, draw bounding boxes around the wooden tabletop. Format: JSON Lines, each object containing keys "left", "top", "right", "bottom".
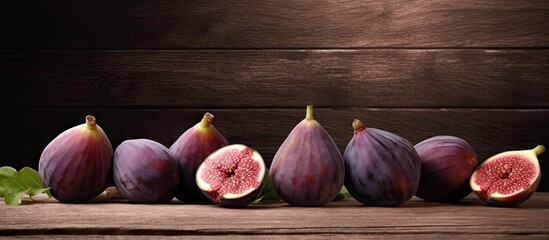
{"left": 1, "top": 192, "right": 548, "bottom": 239}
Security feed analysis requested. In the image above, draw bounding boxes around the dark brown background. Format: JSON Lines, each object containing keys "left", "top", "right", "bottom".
{"left": 1, "top": 1, "right": 548, "bottom": 191}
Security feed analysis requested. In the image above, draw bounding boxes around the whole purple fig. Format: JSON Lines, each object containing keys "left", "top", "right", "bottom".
{"left": 414, "top": 136, "right": 478, "bottom": 202}
{"left": 270, "top": 105, "right": 344, "bottom": 206}
{"left": 113, "top": 139, "right": 179, "bottom": 203}
{"left": 344, "top": 119, "right": 421, "bottom": 206}
{"left": 39, "top": 115, "right": 113, "bottom": 203}
{"left": 170, "top": 112, "right": 229, "bottom": 204}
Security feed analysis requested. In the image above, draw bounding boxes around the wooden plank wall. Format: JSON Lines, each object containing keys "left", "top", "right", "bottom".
{"left": 1, "top": 1, "right": 548, "bottom": 190}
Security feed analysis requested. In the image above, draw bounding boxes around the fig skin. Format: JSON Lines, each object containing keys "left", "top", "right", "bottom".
{"left": 196, "top": 144, "right": 266, "bottom": 208}
{"left": 39, "top": 115, "right": 113, "bottom": 203}
{"left": 414, "top": 135, "right": 478, "bottom": 202}
{"left": 212, "top": 180, "right": 265, "bottom": 208}
{"left": 113, "top": 139, "right": 179, "bottom": 204}
{"left": 170, "top": 112, "right": 229, "bottom": 204}
{"left": 344, "top": 119, "right": 421, "bottom": 207}
{"left": 470, "top": 145, "right": 545, "bottom": 207}
{"left": 270, "top": 105, "right": 344, "bottom": 207}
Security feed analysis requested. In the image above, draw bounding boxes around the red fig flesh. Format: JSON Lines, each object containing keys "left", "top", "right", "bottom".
{"left": 169, "top": 112, "right": 229, "bottom": 204}
{"left": 270, "top": 105, "right": 344, "bottom": 206}
{"left": 414, "top": 136, "right": 478, "bottom": 202}
{"left": 39, "top": 115, "right": 113, "bottom": 203}
{"left": 196, "top": 144, "right": 266, "bottom": 208}
{"left": 470, "top": 145, "right": 545, "bottom": 206}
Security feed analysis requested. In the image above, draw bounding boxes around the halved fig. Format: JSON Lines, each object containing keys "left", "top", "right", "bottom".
{"left": 470, "top": 145, "right": 545, "bottom": 206}
{"left": 196, "top": 144, "right": 266, "bottom": 208}
{"left": 170, "top": 112, "right": 229, "bottom": 204}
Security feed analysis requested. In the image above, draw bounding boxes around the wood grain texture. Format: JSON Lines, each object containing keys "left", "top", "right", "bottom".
{"left": 1, "top": 49, "right": 548, "bottom": 108}
{"left": 1, "top": 0, "right": 548, "bottom": 49}
{"left": 3, "top": 235, "right": 549, "bottom": 240}
{"left": 2, "top": 108, "right": 548, "bottom": 190}
{"left": 1, "top": 193, "right": 548, "bottom": 238}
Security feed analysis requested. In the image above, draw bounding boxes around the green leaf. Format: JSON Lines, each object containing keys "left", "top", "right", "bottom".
{"left": 18, "top": 167, "right": 51, "bottom": 197}
{"left": 19, "top": 167, "right": 44, "bottom": 188}
{"left": 0, "top": 184, "right": 10, "bottom": 197}
{"left": 28, "top": 187, "right": 51, "bottom": 197}
{"left": 0, "top": 166, "right": 51, "bottom": 205}
{"left": 3, "top": 190, "right": 26, "bottom": 206}
{"left": 0, "top": 166, "right": 23, "bottom": 198}
{"left": 0, "top": 166, "right": 17, "bottom": 178}
{"left": 0, "top": 174, "right": 26, "bottom": 193}
{"left": 333, "top": 185, "right": 350, "bottom": 201}
{"left": 254, "top": 169, "right": 280, "bottom": 203}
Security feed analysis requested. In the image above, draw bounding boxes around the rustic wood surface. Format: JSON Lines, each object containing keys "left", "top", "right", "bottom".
{"left": 1, "top": 50, "right": 548, "bottom": 108}
{"left": 1, "top": 192, "right": 548, "bottom": 239}
{"left": 1, "top": 1, "right": 548, "bottom": 49}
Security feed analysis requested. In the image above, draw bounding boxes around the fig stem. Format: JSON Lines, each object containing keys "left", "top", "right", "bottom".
{"left": 532, "top": 145, "right": 545, "bottom": 156}
{"left": 200, "top": 112, "right": 214, "bottom": 128}
{"left": 305, "top": 105, "right": 314, "bottom": 120}
{"left": 85, "top": 115, "right": 97, "bottom": 129}
{"left": 352, "top": 119, "right": 366, "bottom": 131}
